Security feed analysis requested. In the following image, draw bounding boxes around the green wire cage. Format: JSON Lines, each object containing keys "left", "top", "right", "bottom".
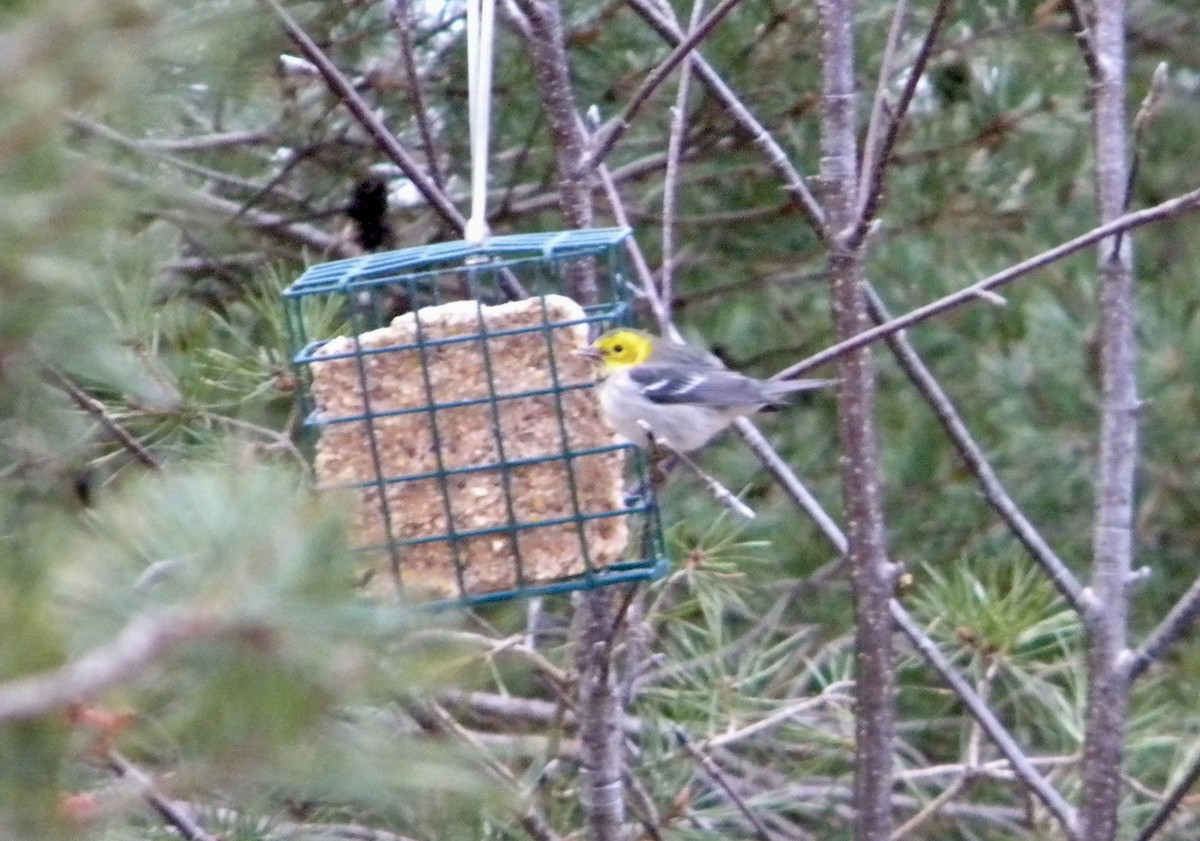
{"left": 283, "top": 227, "right": 668, "bottom": 607}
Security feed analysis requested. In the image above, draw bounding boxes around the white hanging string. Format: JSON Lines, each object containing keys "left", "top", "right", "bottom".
{"left": 464, "top": 0, "right": 496, "bottom": 243}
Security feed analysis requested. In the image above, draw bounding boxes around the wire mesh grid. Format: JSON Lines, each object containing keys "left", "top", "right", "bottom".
{"left": 283, "top": 227, "right": 668, "bottom": 606}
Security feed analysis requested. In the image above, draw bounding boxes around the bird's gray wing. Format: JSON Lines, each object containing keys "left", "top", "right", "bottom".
{"left": 627, "top": 364, "right": 769, "bottom": 408}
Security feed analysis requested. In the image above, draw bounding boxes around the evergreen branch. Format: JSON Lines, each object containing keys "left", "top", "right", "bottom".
{"left": 0, "top": 610, "right": 218, "bottom": 722}
{"left": 91, "top": 158, "right": 353, "bottom": 256}
{"left": 107, "top": 750, "right": 220, "bottom": 841}
{"left": 45, "top": 368, "right": 162, "bottom": 470}
{"left": 674, "top": 727, "right": 776, "bottom": 841}
{"left": 890, "top": 600, "right": 1080, "bottom": 837}
{"left": 70, "top": 116, "right": 310, "bottom": 209}
{"left": 773, "top": 185, "right": 1200, "bottom": 381}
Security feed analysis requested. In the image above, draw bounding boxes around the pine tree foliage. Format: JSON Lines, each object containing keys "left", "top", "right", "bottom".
{"left": 5, "top": 0, "right": 1200, "bottom": 838}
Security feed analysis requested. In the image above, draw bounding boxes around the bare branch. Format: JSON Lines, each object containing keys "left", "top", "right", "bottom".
{"left": 261, "top": 0, "right": 466, "bottom": 233}
{"left": 852, "top": 0, "right": 956, "bottom": 246}
{"left": 623, "top": 0, "right": 826, "bottom": 235}
{"left": 406, "top": 700, "right": 566, "bottom": 841}
{"left": 1132, "top": 749, "right": 1200, "bottom": 841}
{"left": 773, "top": 186, "right": 1200, "bottom": 381}
{"left": 861, "top": 287, "right": 1085, "bottom": 611}
{"left": 114, "top": 129, "right": 274, "bottom": 153}
{"left": 387, "top": 0, "right": 446, "bottom": 190}
{"left": 586, "top": 0, "right": 746, "bottom": 171}
{"left": 857, "top": 0, "right": 910, "bottom": 213}
{"left": 674, "top": 728, "right": 776, "bottom": 841}
{"left": 658, "top": 0, "right": 703, "bottom": 326}
{"left": 1125, "top": 572, "right": 1200, "bottom": 682}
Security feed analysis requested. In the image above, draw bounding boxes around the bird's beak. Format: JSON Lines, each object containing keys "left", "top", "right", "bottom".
{"left": 574, "top": 345, "right": 604, "bottom": 362}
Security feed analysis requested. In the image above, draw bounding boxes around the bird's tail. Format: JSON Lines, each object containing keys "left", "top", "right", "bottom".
{"left": 762, "top": 377, "right": 838, "bottom": 403}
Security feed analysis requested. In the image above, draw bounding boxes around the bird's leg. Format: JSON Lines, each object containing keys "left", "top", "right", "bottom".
{"left": 634, "top": 420, "right": 755, "bottom": 520}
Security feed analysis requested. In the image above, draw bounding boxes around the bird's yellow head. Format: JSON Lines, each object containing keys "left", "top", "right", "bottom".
{"left": 589, "top": 328, "right": 655, "bottom": 372}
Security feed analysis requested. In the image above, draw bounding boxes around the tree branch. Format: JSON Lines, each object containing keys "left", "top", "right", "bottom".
{"left": 1079, "top": 0, "right": 1137, "bottom": 837}
{"left": 817, "top": 0, "right": 896, "bottom": 838}
{"left": 852, "top": 0, "right": 956, "bottom": 247}
{"left": 623, "top": 0, "right": 825, "bottom": 235}
{"left": 1124, "top": 572, "right": 1200, "bottom": 682}
{"left": 261, "top": 0, "right": 466, "bottom": 233}
{"left": 773, "top": 186, "right": 1200, "bottom": 381}
{"left": 890, "top": 601, "right": 1080, "bottom": 837}
{"left": 0, "top": 611, "right": 217, "bottom": 722}
{"left": 387, "top": 0, "right": 446, "bottom": 191}
{"left": 586, "top": 0, "right": 745, "bottom": 171}
{"left": 861, "top": 287, "right": 1085, "bottom": 611}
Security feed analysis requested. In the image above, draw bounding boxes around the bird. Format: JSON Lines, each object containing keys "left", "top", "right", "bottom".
{"left": 578, "top": 327, "right": 835, "bottom": 452}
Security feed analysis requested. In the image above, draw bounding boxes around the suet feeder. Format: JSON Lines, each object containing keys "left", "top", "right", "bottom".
{"left": 283, "top": 227, "right": 668, "bottom": 606}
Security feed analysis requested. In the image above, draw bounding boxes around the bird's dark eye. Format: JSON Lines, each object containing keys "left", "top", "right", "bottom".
{"left": 613, "top": 344, "right": 624, "bottom": 353}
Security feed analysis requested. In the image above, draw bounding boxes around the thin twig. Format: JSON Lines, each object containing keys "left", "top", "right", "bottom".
{"left": 407, "top": 700, "right": 565, "bottom": 841}
{"left": 45, "top": 368, "right": 162, "bottom": 470}
{"left": 89, "top": 157, "right": 354, "bottom": 256}
{"left": 857, "top": 0, "right": 911, "bottom": 215}
{"left": 704, "top": 685, "right": 851, "bottom": 749}
{"left": 586, "top": 0, "right": 746, "bottom": 171}
{"left": 107, "top": 750, "right": 219, "bottom": 841}
{"left": 1117, "top": 62, "right": 1170, "bottom": 253}
{"left": 1132, "top": 749, "right": 1200, "bottom": 841}
{"left": 658, "top": 0, "right": 703, "bottom": 325}
{"left": 890, "top": 600, "right": 1080, "bottom": 838}
{"left": 861, "top": 286, "right": 1084, "bottom": 611}
{"left": 890, "top": 775, "right": 968, "bottom": 841}
{"left": 1125, "top": 572, "right": 1200, "bottom": 682}
{"left": 387, "top": 0, "right": 446, "bottom": 190}
{"left": 623, "top": 0, "right": 825, "bottom": 234}
{"left": 733, "top": 420, "right": 844, "bottom": 547}
{"left": 773, "top": 185, "right": 1200, "bottom": 381}
{"left": 1061, "top": 0, "right": 1101, "bottom": 82}
{"left": 641, "top": 422, "right": 756, "bottom": 519}
{"left": 113, "top": 129, "right": 274, "bottom": 153}
{"left": 852, "top": 0, "right": 957, "bottom": 247}
{"left": 261, "top": 0, "right": 465, "bottom": 231}
{"left": 674, "top": 728, "right": 776, "bottom": 841}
